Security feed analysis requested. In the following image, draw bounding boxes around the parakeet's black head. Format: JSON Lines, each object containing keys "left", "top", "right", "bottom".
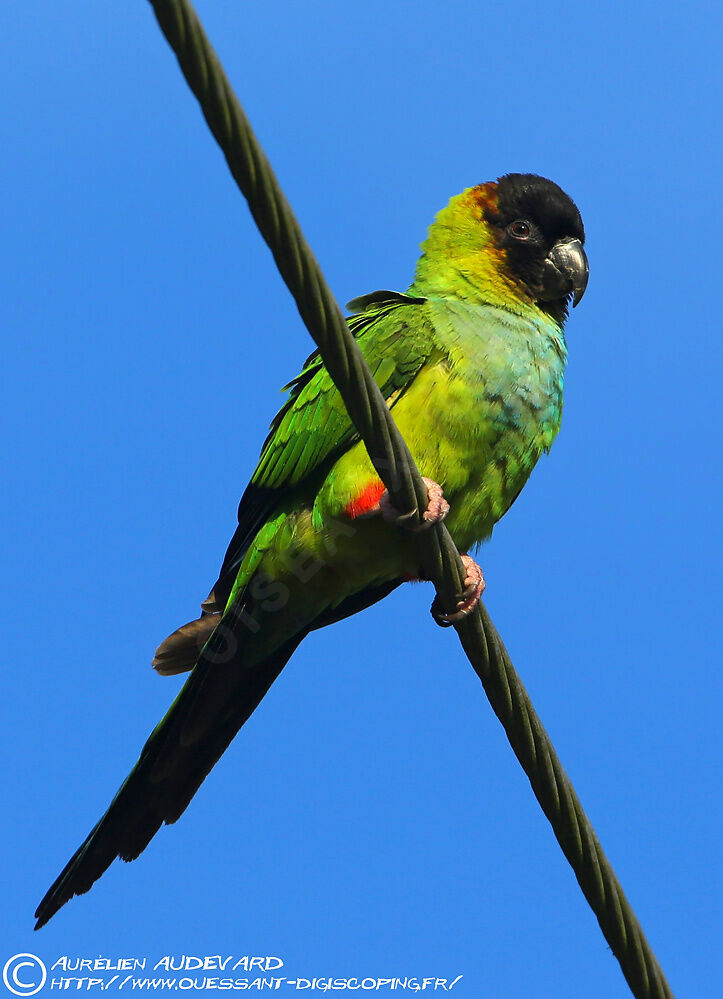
{"left": 482, "top": 173, "right": 588, "bottom": 321}
{"left": 410, "top": 173, "right": 588, "bottom": 323}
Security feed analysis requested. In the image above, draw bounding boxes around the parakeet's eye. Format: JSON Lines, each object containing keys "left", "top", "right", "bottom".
{"left": 509, "top": 220, "right": 531, "bottom": 239}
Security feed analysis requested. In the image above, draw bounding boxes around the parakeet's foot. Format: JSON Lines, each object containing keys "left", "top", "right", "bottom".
{"left": 377, "top": 477, "right": 450, "bottom": 531}
{"left": 430, "top": 554, "right": 485, "bottom": 627}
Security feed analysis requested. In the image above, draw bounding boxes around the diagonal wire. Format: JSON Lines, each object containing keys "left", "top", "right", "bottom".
{"left": 146, "top": 3, "right": 674, "bottom": 996}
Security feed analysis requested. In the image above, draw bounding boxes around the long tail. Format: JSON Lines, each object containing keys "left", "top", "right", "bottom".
{"left": 34, "top": 612, "right": 305, "bottom": 930}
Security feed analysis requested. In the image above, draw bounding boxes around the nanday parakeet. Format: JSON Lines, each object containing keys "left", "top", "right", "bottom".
{"left": 35, "top": 173, "right": 588, "bottom": 928}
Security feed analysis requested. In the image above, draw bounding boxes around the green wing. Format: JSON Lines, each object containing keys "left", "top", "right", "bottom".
{"left": 253, "top": 292, "right": 428, "bottom": 488}
{"left": 214, "top": 292, "right": 432, "bottom": 601}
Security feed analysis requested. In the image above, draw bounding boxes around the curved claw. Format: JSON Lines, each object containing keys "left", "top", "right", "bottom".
{"left": 379, "top": 477, "right": 449, "bottom": 531}
{"left": 430, "top": 554, "right": 485, "bottom": 627}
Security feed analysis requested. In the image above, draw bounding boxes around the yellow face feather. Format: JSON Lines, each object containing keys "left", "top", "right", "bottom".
{"left": 410, "top": 183, "right": 524, "bottom": 308}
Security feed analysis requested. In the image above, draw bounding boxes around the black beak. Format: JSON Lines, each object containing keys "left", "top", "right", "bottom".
{"left": 540, "top": 237, "right": 589, "bottom": 307}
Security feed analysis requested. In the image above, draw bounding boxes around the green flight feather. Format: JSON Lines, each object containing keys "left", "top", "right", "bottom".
{"left": 214, "top": 294, "right": 435, "bottom": 603}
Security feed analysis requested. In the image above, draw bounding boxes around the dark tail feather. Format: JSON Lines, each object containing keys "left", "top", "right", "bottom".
{"left": 151, "top": 613, "right": 220, "bottom": 676}
{"left": 152, "top": 589, "right": 223, "bottom": 676}
{"left": 34, "top": 622, "right": 304, "bottom": 930}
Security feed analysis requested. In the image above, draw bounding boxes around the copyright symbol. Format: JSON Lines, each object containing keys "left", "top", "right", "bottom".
{"left": 3, "top": 954, "right": 47, "bottom": 996}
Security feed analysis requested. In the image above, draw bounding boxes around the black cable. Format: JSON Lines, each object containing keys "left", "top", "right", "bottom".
{"left": 146, "top": 4, "right": 675, "bottom": 995}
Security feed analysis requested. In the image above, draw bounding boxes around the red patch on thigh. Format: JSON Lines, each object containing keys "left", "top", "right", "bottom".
{"left": 345, "top": 480, "right": 385, "bottom": 519}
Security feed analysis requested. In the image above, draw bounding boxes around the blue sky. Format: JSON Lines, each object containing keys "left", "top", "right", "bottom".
{"left": 2, "top": 1, "right": 721, "bottom": 996}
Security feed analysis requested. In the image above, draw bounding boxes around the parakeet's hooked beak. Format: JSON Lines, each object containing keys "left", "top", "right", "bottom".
{"left": 540, "top": 237, "right": 589, "bottom": 307}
